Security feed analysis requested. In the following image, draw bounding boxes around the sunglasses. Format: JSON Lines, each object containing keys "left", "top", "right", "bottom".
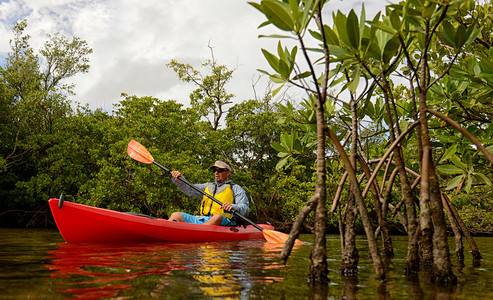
{"left": 212, "top": 168, "right": 228, "bottom": 173}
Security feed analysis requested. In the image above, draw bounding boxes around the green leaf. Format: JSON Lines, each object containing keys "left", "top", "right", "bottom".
{"left": 257, "top": 20, "right": 272, "bottom": 29}
{"left": 382, "top": 36, "right": 400, "bottom": 64}
{"left": 258, "top": 34, "right": 297, "bottom": 39}
{"left": 463, "top": 22, "right": 481, "bottom": 48}
{"left": 272, "top": 84, "right": 284, "bottom": 96}
{"left": 365, "top": 36, "right": 382, "bottom": 60}
{"left": 282, "top": 132, "right": 293, "bottom": 149}
{"left": 290, "top": 45, "right": 298, "bottom": 60}
{"left": 299, "top": 0, "right": 315, "bottom": 30}
{"left": 289, "top": 0, "right": 299, "bottom": 23}
{"left": 436, "top": 164, "right": 463, "bottom": 175}
{"left": 359, "top": 4, "right": 366, "bottom": 40}
{"left": 465, "top": 173, "right": 472, "bottom": 193}
{"left": 334, "top": 11, "right": 352, "bottom": 48}
{"left": 440, "top": 144, "right": 457, "bottom": 163}
{"left": 270, "top": 74, "right": 287, "bottom": 83}
{"left": 480, "top": 59, "right": 493, "bottom": 74}
{"left": 271, "top": 141, "right": 288, "bottom": 153}
{"left": 248, "top": 2, "right": 262, "bottom": 11}
{"left": 422, "top": 1, "right": 435, "bottom": 19}
{"left": 389, "top": 9, "right": 401, "bottom": 30}
{"left": 445, "top": 175, "right": 464, "bottom": 191}
{"left": 256, "top": 69, "right": 271, "bottom": 76}
{"left": 473, "top": 172, "right": 492, "bottom": 186}
{"left": 260, "top": 0, "right": 295, "bottom": 32}
{"left": 328, "top": 45, "right": 352, "bottom": 59}
{"left": 366, "top": 20, "right": 397, "bottom": 35}
{"left": 347, "top": 68, "right": 360, "bottom": 93}
{"left": 322, "top": 25, "right": 340, "bottom": 45}
{"left": 346, "top": 10, "right": 360, "bottom": 49}
{"left": 278, "top": 58, "right": 291, "bottom": 78}
{"left": 451, "top": 156, "right": 468, "bottom": 169}
{"left": 455, "top": 24, "right": 467, "bottom": 49}
{"left": 277, "top": 41, "right": 286, "bottom": 62}
{"left": 292, "top": 71, "right": 312, "bottom": 80}
{"left": 439, "top": 20, "right": 456, "bottom": 47}
{"left": 261, "top": 48, "right": 279, "bottom": 72}
{"left": 309, "top": 28, "right": 322, "bottom": 41}
{"left": 275, "top": 155, "right": 289, "bottom": 170}
{"left": 436, "top": 134, "right": 454, "bottom": 143}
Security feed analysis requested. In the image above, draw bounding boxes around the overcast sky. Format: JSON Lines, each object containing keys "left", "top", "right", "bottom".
{"left": 0, "top": 0, "right": 383, "bottom": 111}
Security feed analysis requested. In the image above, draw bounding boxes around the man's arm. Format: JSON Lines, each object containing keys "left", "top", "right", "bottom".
{"left": 171, "top": 173, "right": 207, "bottom": 199}
{"left": 231, "top": 185, "right": 249, "bottom": 216}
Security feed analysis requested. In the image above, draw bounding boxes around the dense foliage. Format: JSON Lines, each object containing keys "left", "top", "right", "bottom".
{"left": 1, "top": 2, "right": 492, "bottom": 244}
{"left": 250, "top": 0, "right": 493, "bottom": 283}
{"left": 0, "top": 20, "right": 317, "bottom": 228}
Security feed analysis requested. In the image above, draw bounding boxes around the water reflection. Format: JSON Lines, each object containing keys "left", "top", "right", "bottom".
{"left": 46, "top": 243, "right": 188, "bottom": 298}
{"left": 403, "top": 274, "right": 425, "bottom": 299}
{"left": 193, "top": 244, "right": 242, "bottom": 298}
{"left": 45, "top": 240, "right": 295, "bottom": 299}
{"left": 4, "top": 230, "right": 493, "bottom": 299}
{"left": 341, "top": 275, "right": 358, "bottom": 300}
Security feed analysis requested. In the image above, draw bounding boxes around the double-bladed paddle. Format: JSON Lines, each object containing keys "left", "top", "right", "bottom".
{"left": 127, "top": 140, "right": 303, "bottom": 245}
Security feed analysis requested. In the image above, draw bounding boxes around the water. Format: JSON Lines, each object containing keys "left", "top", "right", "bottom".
{"left": 1, "top": 228, "right": 493, "bottom": 299}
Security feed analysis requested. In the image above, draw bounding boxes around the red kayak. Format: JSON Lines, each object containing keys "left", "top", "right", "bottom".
{"left": 48, "top": 198, "right": 274, "bottom": 243}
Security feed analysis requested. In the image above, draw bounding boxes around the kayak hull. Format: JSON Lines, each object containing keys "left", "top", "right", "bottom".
{"left": 48, "top": 199, "right": 273, "bottom": 243}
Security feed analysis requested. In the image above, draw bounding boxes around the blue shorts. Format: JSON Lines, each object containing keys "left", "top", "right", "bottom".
{"left": 181, "top": 212, "right": 235, "bottom": 226}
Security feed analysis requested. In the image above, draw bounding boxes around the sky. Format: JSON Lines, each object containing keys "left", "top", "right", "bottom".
{"left": 0, "top": 0, "right": 382, "bottom": 112}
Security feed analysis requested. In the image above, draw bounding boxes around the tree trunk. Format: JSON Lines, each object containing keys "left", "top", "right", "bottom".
{"left": 442, "top": 193, "right": 482, "bottom": 260}
{"left": 418, "top": 152, "right": 434, "bottom": 269}
{"left": 404, "top": 57, "right": 432, "bottom": 273}
{"left": 340, "top": 98, "right": 362, "bottom": 275}
{"left": 358, "top": 156, "right": 394, "bottom": 258}
{"left": 441, "top": 193, "right": 464, "bottom": 260}
{"left": 400, "top": 166, "right": 420, "bottom": 275}
{"left": 326, "top": 129, "right": 386, "bottom": 280}
{"left": 417, "top": 55, "right": 456, "bottom": 282}
{"left": 309, "top": 93, "right": 328, "bottom": 284}
{"left": 281, "top": 193, "right": 318, "bottom": 262}
{"left": 307, "top": 10, "right": 331, "bottom": 284}
{"left": 428, "top": 162, "right": 456, "bottom": 283}
{"left": 381, "top": 73, "right": 419, "bottom": 272}
{"left": 340, "top": 191, "right": 359, "bottom": 275}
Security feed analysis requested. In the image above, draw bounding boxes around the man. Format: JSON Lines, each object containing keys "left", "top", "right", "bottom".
{"left": 168, "top": 160, "right": 249, "bottom": 226}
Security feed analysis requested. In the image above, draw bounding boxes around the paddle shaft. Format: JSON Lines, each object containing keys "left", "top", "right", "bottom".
{"left": 152, "top": 161, "right": 264, "bottom": 231}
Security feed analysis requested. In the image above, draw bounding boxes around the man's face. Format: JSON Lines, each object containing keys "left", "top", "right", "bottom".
{"left": 213, "top": 168, "right": 230, "bottom": 184}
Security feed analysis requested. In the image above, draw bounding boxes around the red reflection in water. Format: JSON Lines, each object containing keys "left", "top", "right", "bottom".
{"left": 45, "top": 242, "right": 193, "bottom": 299}
{"left": 45, "top": 240, "right": 297, "bottom": 299}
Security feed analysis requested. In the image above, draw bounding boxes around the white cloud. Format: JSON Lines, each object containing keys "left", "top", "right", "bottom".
{"left": 0, "top": 0, "right": 385, "bottom": 111}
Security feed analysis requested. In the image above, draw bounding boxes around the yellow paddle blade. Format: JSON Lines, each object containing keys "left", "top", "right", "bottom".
{"left": 127, "top": 140, "right": 154, "bottom": 164}
{"left": 262, "top": 229, "right": 305, "bottom": 245}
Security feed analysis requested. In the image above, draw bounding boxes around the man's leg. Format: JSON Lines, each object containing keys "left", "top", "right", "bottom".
{"left": 168, "top": 212, "right": 184, "bottom": 222}
{"left": 203, "top": 214, "right": 223, "bottom": 225}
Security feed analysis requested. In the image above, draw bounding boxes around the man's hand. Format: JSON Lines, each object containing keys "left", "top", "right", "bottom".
{"left": 221, "top": 202, "right": 233, "bottom": 212}
{"left": 171, "top": 171, "right": 182, "bottom": 180}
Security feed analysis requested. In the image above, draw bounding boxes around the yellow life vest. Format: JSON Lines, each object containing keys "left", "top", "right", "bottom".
{"left": 201, "top": 183, "right": 234, "bottom": 219}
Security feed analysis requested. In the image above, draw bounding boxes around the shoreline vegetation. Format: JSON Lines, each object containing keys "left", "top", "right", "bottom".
{"left": 1, "top": 202, "right": 492, "bottom": 237}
